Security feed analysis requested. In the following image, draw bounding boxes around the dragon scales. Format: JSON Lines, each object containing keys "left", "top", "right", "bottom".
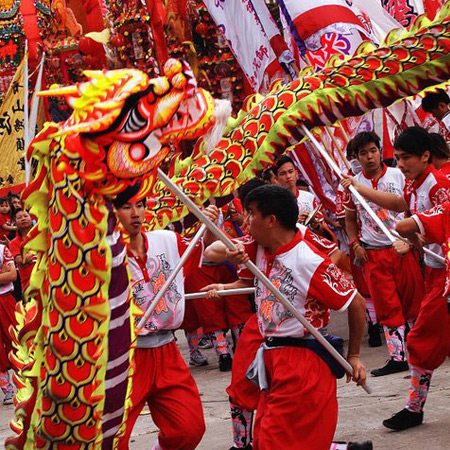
{"left": 7, "top": 3, "right": 450, "bottom": 449}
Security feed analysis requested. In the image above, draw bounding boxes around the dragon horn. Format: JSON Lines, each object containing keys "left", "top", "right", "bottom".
{"left": 38, "top": 85, "right": 79, "bottom": 97}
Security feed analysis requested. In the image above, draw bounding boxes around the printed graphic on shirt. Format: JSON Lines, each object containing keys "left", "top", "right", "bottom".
{"left": 257, "top": 261, "right": 298, "bottom": 334}
{"left": 132, "top": 252, "right": 181, "bottom": 331}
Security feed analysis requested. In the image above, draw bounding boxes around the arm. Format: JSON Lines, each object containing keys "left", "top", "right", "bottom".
{"left": 0, "top": 262, "right": 17, "bottom": 284}
{"left": 344, "top": 208, "right": 368, "bottom": 262}
{"left": 204, "top": 240, "right": 249, "bottom": 265}
{"left": 2, "top": 223, "right": 16, "bottom": 232}
{"left": 346, "top": 293, "right": 367, "bottom": 386}
{"left": 200, "top": 278, "right": 253, "bottom": 299}
{"left": 341, "top": 176, "right": 408, "bottom": 212}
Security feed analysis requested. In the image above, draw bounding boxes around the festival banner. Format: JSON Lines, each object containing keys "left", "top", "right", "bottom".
{"left": 203, "top": 0, "right": 277, "bottom": 91}
{"left": 349, "top": 0, "right": 404, "bottom": 42}
{"left": 0, "top": 56, "right": 26, "bottom": 188}
{"left": 278, "top": 0, "right": 368, "bottom": 71}
{"left": 381, "top": 0, "right": 424, "bottom": 27}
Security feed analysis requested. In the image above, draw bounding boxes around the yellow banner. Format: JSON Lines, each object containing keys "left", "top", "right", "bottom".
{"left": 0, "top": 56, "right": 26, "bottom": 188}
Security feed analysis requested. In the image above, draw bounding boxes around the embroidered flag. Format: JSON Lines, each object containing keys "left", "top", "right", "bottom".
{"left": 279, "top": 0, "right": 368, "bottom": 71}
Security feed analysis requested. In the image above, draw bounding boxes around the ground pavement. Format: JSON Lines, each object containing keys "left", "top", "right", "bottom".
{"left": 1, "top": 312, "right": 450, "bottom": 449}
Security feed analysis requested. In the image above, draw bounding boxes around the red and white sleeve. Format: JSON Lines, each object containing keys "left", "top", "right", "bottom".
{"left": 413, "top": 204, "right": 448, "bottom": 244}
{"left": 307, "top": 260, "right": 357, "bottom": 312}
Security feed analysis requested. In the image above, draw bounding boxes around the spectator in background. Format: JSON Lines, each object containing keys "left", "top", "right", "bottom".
{"left": 0, "top": 198, "right": 15, "bottom": 245}
{"left": 9, "top": 209, "right": 36, "bottom": 296}
{"left": 0, "top": 241, "right": 17, "bottom": 405}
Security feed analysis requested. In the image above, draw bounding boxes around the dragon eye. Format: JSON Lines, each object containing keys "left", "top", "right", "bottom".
{"left": 130, "top": 143, "right": 149, "bottom": 162}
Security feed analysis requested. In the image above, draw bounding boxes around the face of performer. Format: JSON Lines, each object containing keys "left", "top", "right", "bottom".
{"left": 430, "top": 102, "right": 450, "bottom": 121}
{"left": 276, "top": 162, "right": 298, "bottom": 191}
{"left": 116, "top": 200, "right": 146, "bottom": 237}
{"left": 245, "top": 201, "right": 273, "bottom": 247}
{"left": 394, "top": 148, "right": 431, "bottom": 180}
{"left": 357, "top": 141, "right": 382, "bottom": 176}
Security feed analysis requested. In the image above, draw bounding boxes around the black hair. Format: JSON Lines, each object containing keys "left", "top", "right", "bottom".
{"left": 244, "top": 185, "right": 298, "bottom": 231}
{"left": 421, "top": 89, "right": 450, "bottom": 112}
{"left": 274, "top": 155, "right": 295, "bottom": 175}
{"left": 346, "top": 138, "right": 356, "bottom": 160}
{"left": 261, "top": 167, "right": 276, "bottom": 184}
{"left": 394, "top": 126, "right": 431, "bottom": 157}
{"left": 113, "top": 183, "right": 146, "bottom": 209}
{"left": 429, "top": 132, "right": 450, "bottom": 160}
{"left": 0, "top": 197, "right": 8, "bottom": 206}
{"left": 296, "top": 179, "right": 309, "bottom": 188}
{"left": 237, "top": 178, "right": 265, "bottom": 206}
{"left": 12, "top": 207, "right": 25, "bottom": 220}
{"left": 352, "top": 131, "right": 381, "bottom": 156}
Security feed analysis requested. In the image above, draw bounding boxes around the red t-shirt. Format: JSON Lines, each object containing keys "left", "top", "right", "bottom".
{"left": 0, "top": 214, "right": 11, "bottom": 240}
{"left": 9, "top": 234, "right": 36, "bottom": 293}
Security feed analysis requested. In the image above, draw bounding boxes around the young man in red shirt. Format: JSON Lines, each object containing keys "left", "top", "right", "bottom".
{"left": 205, "top": 185, "right": 366, "bottom": 450}
{"left": 343, "top": 131, "right": 424, "bottom": 376}
{"left": 114, "top": 186, "right": 219, "bottom": 450}
{"left": 342, "top": 126, "right": 450, "bottom": 430}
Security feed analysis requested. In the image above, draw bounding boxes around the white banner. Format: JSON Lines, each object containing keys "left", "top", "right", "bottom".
{"left": 203, "top": 0, "right": 276, "bottom": 91}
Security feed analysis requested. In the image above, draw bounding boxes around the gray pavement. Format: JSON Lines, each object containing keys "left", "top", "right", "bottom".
{"left": 1, "top": 312, "right": 450, "bottom": 449}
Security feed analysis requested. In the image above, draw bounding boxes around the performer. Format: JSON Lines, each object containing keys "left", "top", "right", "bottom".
{"left": 421, "top": 88, "right": 450, "bottom": 130}
{"left": 274, "top": 155, "right": 321, "bottom": 225}
{"left": 392, "top": 204, "right": 450, "bottom": 430}
{"left": 341, "top": 127, "right": 450, "bottom": 430}
{"left": 205, "top": 185, "right": 366, "bottom": 450}
{"left": 429, "top": 132, "right": 450, "bottom": 177}
{"left": 343, "top": 131, "right": 424, "bottom": 375}
{"left": 114, "top": 185, "right": 219, "bottom": 450}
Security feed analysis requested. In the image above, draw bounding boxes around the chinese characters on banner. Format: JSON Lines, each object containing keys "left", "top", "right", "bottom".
{"left": 203, "top": 0, "right": 277, "bottom": 92}
{"left": 0, "top": 57, "right": 26, "bottom": 188}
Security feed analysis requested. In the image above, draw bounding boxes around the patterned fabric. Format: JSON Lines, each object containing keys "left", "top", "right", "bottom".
{"left": 384, "top": 325, "right": 406, "bottom": 362}
{"left": 230, "top": 402, "right": 253, "bottom": 448}
{"left": 406, "top": 365, "right": 433, "bottom": 413}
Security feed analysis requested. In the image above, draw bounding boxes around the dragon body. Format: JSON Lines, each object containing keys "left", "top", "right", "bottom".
{"left": 7, "top": 3, "right": 450, "bottom": 449}
{"left": 6, "top": 59, "right": 216, "bottom": 450}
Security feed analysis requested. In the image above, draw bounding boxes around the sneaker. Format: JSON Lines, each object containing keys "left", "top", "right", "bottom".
{"left": 219, "top": 353, "right": 233, "bottom": 372}
{"left": 348, "top": 441, "right": 373, "bottom": 450}
{"left": 198, "top": 335, "right": 213, "bottom": 349}
{"left": 371, "top": 359, "right": 409, "bottom": 377}
{"left": 3, "top": 392, "right": 13, "bottom": 405}
{"left": 382, "top": 408, "right": 423, "bottom": 431}
{"left": 368, "top": 322, "right": 382, "bottom": 347}
{"left": 189, "top": 350, "right": 208, "bottom": 367}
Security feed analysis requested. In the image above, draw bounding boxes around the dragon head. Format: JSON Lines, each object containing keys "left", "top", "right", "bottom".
{"left": 37, "top": 59, "right": 216, "bottom": 196}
